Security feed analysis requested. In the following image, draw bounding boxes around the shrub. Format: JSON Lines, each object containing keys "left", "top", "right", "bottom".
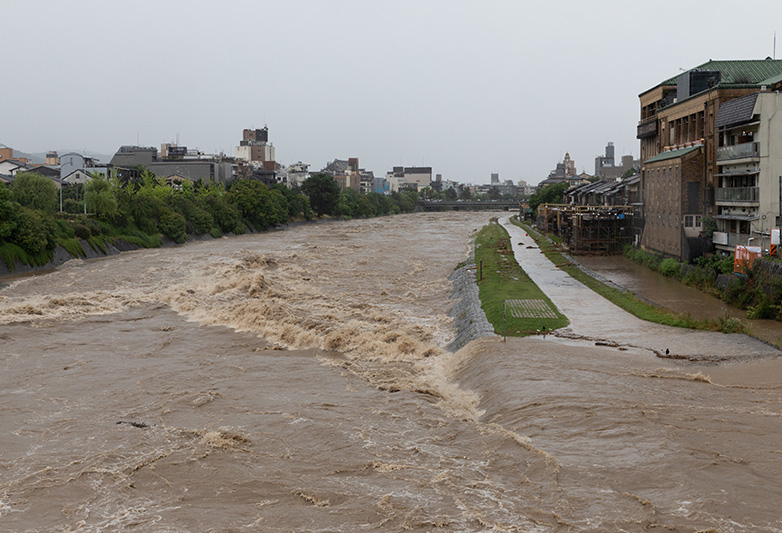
{"left": 74, "top": 224, "right": 92, "bottom": 240}
{"left": 747, "top": 297, "right": 781, "bottom": 320}
{"left": 159, "top": 210, "right": 187, "bottom": 243}
{"left": 188, "top": 207, "right": 214, "bottom": 235}
{"left": 86, "top": 218, "right": 101, "bottom": 236}
{"left": 716, "top": 315, "right": 746, "bottom": 334}
{"left": 11, "top": 207, "right": 57, "bottom": 254}
{"left": 659, "top": 258, "right": 681, "bottom": 278}
{"left": 63, "top": 198, "right": 81, "bottom": 214}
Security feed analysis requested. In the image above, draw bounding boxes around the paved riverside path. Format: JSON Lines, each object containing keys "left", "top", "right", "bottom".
{"left": 499, "top": 217, "right": 780, "bottom": 361}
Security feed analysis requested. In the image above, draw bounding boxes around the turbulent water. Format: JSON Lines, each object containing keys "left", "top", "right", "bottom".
{"left": 2, "top": 212, "right": 782, "bottom": 532}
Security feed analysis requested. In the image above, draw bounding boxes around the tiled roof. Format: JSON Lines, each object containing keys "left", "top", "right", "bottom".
{"left": 643, "top": 145, "right": 701, "bottom": 164}
{"left": 661, "top": 59, "right": 782, "bottom": 86}
{"left": 715, "top": 92, "right": 759, "bottom": 129}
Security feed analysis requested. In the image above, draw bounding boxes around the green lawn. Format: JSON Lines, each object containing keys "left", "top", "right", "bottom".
{"left": 474, "top": 219, "right": 569, "bottom": 336}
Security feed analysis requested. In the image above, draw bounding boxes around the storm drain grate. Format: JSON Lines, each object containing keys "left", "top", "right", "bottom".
{"left": 506, "top": 299, "right": 559, "bottom": 319}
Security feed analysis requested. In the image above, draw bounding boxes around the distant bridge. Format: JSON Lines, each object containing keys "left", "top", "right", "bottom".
{"left": 418, "top": 200, "right": 521, "bottom": 211}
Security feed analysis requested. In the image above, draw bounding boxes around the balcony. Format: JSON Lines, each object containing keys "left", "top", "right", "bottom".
{"left": 636, "top": 116, "right": 658, "bottom": 139}
{"left": 713, "top": 231, "right": 752, "bottom": 248}
{"left": 716, "top": 142, "right": 759, "bottom": 162}
{"left": 715, "top": 187, "right": 759, "bottom": 204}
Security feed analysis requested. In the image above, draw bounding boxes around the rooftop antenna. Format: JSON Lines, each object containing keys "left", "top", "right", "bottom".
{"left": 775, "top": 31, "right": 777, "bottom": 59}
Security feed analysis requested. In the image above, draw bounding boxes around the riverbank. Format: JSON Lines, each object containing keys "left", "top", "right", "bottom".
{"left": 0, "top": 216, "right": 357, "bottom": 281}
{"left": 500, "top": 216, "right": 779, "bottom": 362}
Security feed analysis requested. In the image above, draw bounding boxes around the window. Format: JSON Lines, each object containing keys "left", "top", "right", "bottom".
{"left": 684, "top": 215, "right": 693, "bottom": 228}
{"left": 695, "top": 215, "right": 701, "bottom": 228}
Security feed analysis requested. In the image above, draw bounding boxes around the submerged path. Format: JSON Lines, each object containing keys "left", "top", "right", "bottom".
{"left": 499, "top": 217, "right": 780, "bottom": 361}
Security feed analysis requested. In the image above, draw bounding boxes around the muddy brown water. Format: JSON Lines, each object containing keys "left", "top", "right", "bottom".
{"left": 2, "top": 212, "right": 782, "bottom": 532}
{"left": 577, "top": 255, "right": 782, "bottom": 346}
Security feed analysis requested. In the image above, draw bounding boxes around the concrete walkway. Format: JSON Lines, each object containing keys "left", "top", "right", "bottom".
{"left": 499, "top": 217, "right": 780, "bottom": 361}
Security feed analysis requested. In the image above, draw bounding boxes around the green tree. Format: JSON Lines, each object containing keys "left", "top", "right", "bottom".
{"left": 11, "top": 206, "right": 57, "bottom": 254}
{"left": 159, "top": 209, "right": 187, "bottom": 243}
{"left": 392, "top": 190, "right": 419, "bottom": 213}
{"left": 529, "top": 182, "right": 569, "bottom": 212}
{"left": 366, "top": 192, "right": 394, "bottom": 215}
{"left": 11, "top": 172, "right": 58, "bottom": 213}
{"left": 200, "top": 186, "right": 241, "bottom": 233}
{"left": 444, "top": 188, "right": 457, "bottom": 201}
{"left": 356, "top": 194, "right": 375, "bottom": 218}
{"left": 301, "top": 173, "right": 340, "bottom": 217}
{"left": 337, "top": 187, "right": 360, "bottom": 218}
{"left": 84, "top": 172, "right": 119, "bottom": 221}
{"left": 228, "top": 179, "right": 289, "bottom": 230}
{"left": 271, "top": 183, "right": 312, "bottom": 220}
{"left": 0, "top": 185, "right": 17, "bottom": 240}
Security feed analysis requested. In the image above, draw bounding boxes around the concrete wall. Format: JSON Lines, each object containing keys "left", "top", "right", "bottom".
{"left": 754, "top": 92, "right": 782, "bottom": 235}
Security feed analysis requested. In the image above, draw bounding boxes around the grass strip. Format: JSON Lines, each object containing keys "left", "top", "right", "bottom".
{"left": 511, "top": 218, "right": 747, "bottom": 334}
{"left": 475, "top": 218, "right": 569, "bottom": 337}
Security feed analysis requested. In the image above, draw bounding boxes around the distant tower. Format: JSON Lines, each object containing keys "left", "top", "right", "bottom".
{"left": 491, "top": 173, "right": 499, "bottom": 185}
{"left": 563, "top": 153, "right": 576, "bottom": 177}
{"left": 605, "top": 142, "right": 615, "bottom": 166}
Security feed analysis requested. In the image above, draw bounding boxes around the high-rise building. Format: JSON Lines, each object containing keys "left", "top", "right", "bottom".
{"left": 235, "top": 127, "right": 275, "bottom": 167}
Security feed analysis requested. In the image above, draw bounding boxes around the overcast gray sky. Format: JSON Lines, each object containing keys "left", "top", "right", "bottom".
{"left": 2, "top": 0, "right": 780, "bottom": 185}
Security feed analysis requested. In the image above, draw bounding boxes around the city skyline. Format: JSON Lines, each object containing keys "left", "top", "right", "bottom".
{"left": 2, "top": 0, "right": 780, "bottom": 185}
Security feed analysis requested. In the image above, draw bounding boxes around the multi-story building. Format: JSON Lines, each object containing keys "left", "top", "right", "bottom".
{"left": 594, "top": 142, "right": 639, "bottom": 179}
{"left": 636, "top": 58, "right": 782, "bottom": 260}
{"left": 235, "top": 127, "right": 275, "bottom": 168}
{"left": 279, "top": 161, "right": 309, "bottom": 188}
{"left": 594, "top": 142, "right": 615, "bottom": 176}
{"left": 321, "top": 158, "right": 360, "bottom": 190}
{"left": 711, "top": 91, "right": 782, "bottom": 253}
{"left": 385, "top": 166, "right": 432, "bottom": 192}
{"left": 110, "top": 145, "right": 237, "bottom": 183}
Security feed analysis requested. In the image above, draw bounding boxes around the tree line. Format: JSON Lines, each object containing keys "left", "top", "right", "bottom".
{"left": 0, "top": 170, "right": 421, "bottom": 270}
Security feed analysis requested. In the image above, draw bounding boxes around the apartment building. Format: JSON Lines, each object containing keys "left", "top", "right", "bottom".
{"left": 711, "top": 91, "right": 782, "bottom": 253}
{"left": 636, "top": 58, "right": 782, "bottom": 260}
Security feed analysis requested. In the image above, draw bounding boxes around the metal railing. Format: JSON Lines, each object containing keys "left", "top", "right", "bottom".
{"left": 716, "top": 142, "right": 759, "bottom": 161}
{"left": 715, "top": 187, "right": 759, "bottom": 203}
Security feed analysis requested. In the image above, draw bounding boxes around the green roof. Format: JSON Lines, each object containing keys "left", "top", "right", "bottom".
{"left": 662, "top": 59, "right": 782, "bottom": 86}
{"left": 642, "top": 59, "right": 782, "bottom": 97}
{"left": 643, "top": 145, "right": 701, "bottom": 164}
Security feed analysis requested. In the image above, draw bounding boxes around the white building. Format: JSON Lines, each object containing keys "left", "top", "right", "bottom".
{"left": 385, "top": 166, "right": 432, "bottom": 191}
{"left": 712, "top": 91, "right": 782, "bottom": 253}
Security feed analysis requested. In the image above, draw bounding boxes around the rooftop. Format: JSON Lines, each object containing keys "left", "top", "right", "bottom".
{"left": 643, "top": 145, "right": 701, "bottom": 164}
{"left": 642, "top": 58, "right": 782, "bottom": 97}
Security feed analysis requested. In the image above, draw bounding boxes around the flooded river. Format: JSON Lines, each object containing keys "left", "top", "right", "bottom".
{"left": 2, "top": 212, "right": 782, "bottom": 532}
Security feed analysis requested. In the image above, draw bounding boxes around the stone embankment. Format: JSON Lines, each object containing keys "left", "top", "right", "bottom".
{"left": 0, "top": 240, "right": 137, "bottom": 279}
{"left": 447, "top": 254, "right": 496, "bottom": 352}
